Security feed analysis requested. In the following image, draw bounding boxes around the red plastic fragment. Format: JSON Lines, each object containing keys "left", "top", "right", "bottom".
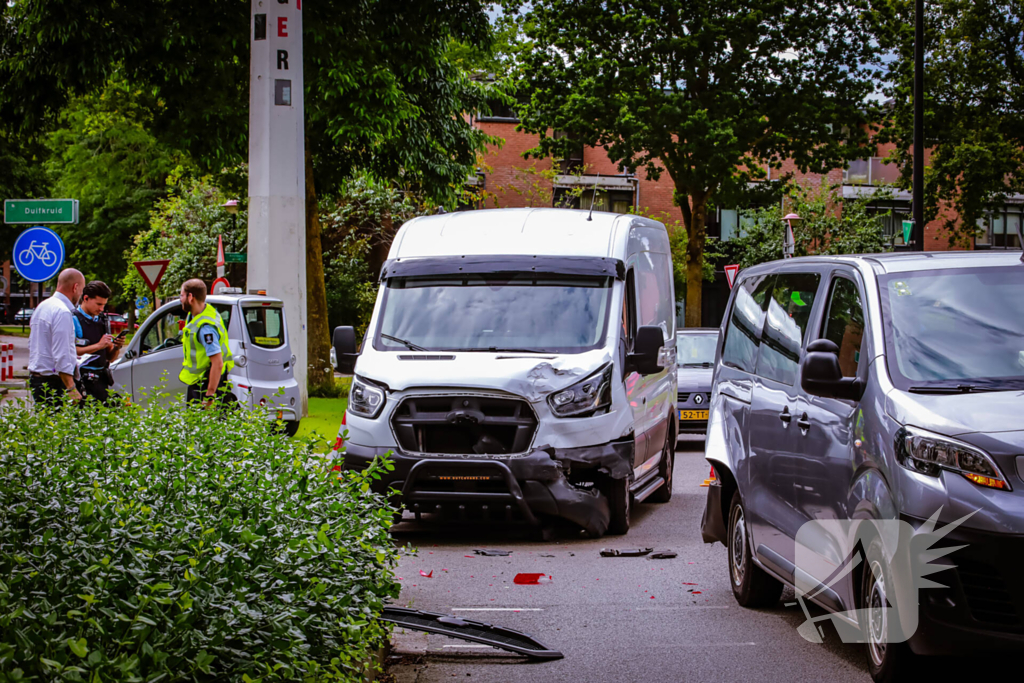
{"left": 513, "top": 573, "right": 552, "bottom": 585}
{"left": 419, "top": 570, "right": 433, "bottom": 578}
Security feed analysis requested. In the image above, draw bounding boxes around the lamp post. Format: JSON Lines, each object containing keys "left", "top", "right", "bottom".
{"left": 912, "top": 0, "right": 925, "bottom": 251}
{"left": 783, "top": 213, "right": 801, "bottom": 259}
{"left": 221, "top": 200, "right": 239, "bottom": 284}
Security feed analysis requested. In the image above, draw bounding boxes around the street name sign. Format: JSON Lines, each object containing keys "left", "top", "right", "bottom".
{"left": 224, "top": 252, "right": 247, "bottom": 263}
{"left": 133, "top": 260, "right": 171, "bottom": 294}
{"left": 13, "top": 226, "right": 65, "bottom": 282}
{"left": 4, "top": 199, "right": 79, "bottom": 224}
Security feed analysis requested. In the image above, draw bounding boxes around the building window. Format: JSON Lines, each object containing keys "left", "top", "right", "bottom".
{"left": 976, "top": 208, "right": 1023, "bottom": 249}
{"left": 476, "top": 97, "right": 520, "bottom": 122}
{"left": 554, "top": 187, "right": 633, "bottom": 214}
{"left": 843, "top": 158, "right": 900, "bottom": 186}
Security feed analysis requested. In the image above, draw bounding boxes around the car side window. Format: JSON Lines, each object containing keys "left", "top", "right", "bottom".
{"left": 721, "top": 274, "right": 773, "bottom": 373}
{"left": 756, "top": 272, "right": 821, "bottom": 385}
{"left": 822, "top": 276, "right": 866, "bottom": 378}
{"left": 140, "top": 308, "right": 187, "bottom": 355}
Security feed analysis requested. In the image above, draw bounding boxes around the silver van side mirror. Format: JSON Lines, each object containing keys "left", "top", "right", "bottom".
{"left": 801, "top": 339, "right": 864, "bottom": 401}
{"left": 627, "top": 325, "right": 665, "bottom": 376}
{"left": 332, "top": 326, "right": 359, "bottom": 375}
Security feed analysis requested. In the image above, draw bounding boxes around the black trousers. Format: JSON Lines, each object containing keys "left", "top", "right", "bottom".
{"left": 185, "top": 373, "right": 235, "bottom": 408}
{"left": 78, "top": 368, "right": 113, "bottom": 405}
{"left": 29, "top": 375, "right": 70, "bottom": 408}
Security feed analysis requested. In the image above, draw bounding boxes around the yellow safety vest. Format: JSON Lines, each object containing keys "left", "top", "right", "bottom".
{"left": 179, "top": 303, "right": 235, "bottom": 385}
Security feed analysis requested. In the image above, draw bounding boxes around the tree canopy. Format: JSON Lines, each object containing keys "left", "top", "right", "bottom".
{"left": 508, "top": 0, "right": 882, "bottom": 325}
{"left": 877, "top": 0, "right": 1024, "bottom": 243}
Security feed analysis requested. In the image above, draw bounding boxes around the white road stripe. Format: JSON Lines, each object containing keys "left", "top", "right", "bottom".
{"left": 450, "top": 608, "right": 544, "bottom": 612}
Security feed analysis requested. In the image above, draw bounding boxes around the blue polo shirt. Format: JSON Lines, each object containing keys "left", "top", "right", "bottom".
{"left": 73, "top": 307, "right": 106, "bottom": 369}
{"left": 197, "top": 323, "right": 225, "bottom": 359}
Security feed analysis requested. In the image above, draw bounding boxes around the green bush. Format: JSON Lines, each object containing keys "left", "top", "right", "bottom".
{"left": 0, "top": 395, "right": 399, "bottom": 682}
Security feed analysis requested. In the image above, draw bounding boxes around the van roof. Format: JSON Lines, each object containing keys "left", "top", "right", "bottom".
{"left": 741, "top": 250, "right": 1024, "bottom": 276}
{"left": 389, "top": 208, "right": 664, "bottom": 260}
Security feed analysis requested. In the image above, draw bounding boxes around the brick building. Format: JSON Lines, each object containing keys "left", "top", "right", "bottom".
{"left": 469, "top": 113, "right": 1023, "bottom": 324}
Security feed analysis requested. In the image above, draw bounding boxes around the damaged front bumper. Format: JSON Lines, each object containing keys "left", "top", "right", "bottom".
{"left": 342, "top": 439, "right": 633, "bottom": 537}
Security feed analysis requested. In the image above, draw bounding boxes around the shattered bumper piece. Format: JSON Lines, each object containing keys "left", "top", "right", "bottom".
{"left": 343, "top": 438, "right": 634, "bottom": 537}
{"left": 380, "top": 606, "right": 564, "bottom": 660}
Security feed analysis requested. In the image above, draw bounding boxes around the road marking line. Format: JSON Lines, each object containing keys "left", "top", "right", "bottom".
{"left": 441, "top": 645, "right": 495, "bottom": 649}
{"left": 450, "top": 608, "right": 544, "bottom": 612}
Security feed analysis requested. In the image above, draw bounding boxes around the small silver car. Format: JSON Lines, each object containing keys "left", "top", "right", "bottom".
{"left": 110, "top": 294, "right": 301, "bottom": 433}
{"left": 701, "top": 251, "right": 1024, "bottom": 680}
{"left": 676, "top": 328, "right": 718, "bottom": 439}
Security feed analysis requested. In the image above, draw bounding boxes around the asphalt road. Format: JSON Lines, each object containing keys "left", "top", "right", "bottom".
{"left": 388, "top": 443, "right": 977, "bottom": 683}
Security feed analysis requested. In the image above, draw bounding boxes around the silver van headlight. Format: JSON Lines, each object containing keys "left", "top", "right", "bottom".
{"left": 548, "top": 364, "right": 613, "bottom": 418}
{"left": 897, "top": 425, "right": 1010, "bottom": 491}
{"left": 350, "top": 376, "right": 386, "bottom": 419}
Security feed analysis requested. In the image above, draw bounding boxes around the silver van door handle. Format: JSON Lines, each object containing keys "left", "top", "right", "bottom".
{"left": 797, "top": 413, "right": 811, "bottom": 432}
{"left": 779, "top": 407, "right": 792, "bottom": 426}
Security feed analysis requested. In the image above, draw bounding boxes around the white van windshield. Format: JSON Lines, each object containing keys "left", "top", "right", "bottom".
{"left": 880, "top": 266, "right": 1024, "bottom": 390}
{"left": 375, "top": 275, "right": 613, "bottom": 353}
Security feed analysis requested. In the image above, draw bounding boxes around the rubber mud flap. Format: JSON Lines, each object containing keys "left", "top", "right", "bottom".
{"left": 701, "top": 480, "right": 727, "bottom": 544}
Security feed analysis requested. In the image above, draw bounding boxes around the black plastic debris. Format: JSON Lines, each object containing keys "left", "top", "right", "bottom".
{"left": 599, "top": 547, "right": 653, "bottom": 557}
{"left": 648, "top": 550, "right": 678, "bottom": 560}
{"left": 473, "top": 549, "right": 513, "bottom": 557}
{"left": 381, "top": 606, "right": 564, "bottom": 660}
{"left": 539, "top": 553, "right": 555, "bottom": 558}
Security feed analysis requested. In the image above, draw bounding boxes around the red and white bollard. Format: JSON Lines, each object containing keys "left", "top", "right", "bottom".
{"left": 0, "top": 343, "right": 10, "bottom": 382}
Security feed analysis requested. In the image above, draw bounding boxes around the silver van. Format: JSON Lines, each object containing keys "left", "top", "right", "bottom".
{"left": 701, "top": 252, "right": 1024, "bottom": 680}
{"left": 110, "top": 294, "right": 301, "bottom": 433}
{"left": 331, "top": 208, "right": 678, "bottom": 537}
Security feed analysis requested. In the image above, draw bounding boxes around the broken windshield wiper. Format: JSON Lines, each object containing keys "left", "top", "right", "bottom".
{"left": 381, "top": 334, "right": 428, "bottom": 352}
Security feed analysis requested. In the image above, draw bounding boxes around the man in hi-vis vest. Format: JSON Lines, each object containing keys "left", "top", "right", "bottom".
{"left": 178, "top": 278, "right": 235, "bottom": 408}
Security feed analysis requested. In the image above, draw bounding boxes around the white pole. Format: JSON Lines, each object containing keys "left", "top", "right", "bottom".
{"left": 248, "top": 0, "right": 308, "bottom": 416}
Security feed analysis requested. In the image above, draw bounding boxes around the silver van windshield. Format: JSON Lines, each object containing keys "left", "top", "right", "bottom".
{"left": 374, "top": 275, "right": 613, "bottom": 353}
{"left": 880, "top": 266, "right": 1024, "bottom": 390}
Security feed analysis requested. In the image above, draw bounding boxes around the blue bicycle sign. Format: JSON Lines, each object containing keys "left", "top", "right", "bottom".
{"left": 13, "top": 226, "right": 65, "bottom": 282}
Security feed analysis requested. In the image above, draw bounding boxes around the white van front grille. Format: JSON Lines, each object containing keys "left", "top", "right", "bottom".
{"left": 391, "top": 395, "right": 537, "bottom": 456}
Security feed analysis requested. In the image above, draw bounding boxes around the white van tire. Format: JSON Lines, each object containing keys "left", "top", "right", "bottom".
{"left": 727, "top": 491, "right": 783, "bottom": 607}
{"left": 650, "top": 431, "right": 675, "bottom": 503}
{"left": 605, "top": 476, "right": 631, "bottom": 535}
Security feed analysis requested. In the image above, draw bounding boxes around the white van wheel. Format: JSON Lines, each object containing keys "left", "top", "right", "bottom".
{"left": 605, "top": 476, "right": 631, "bottom": 535}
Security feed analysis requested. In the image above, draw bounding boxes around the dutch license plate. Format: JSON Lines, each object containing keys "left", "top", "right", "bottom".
{"left": 680, "top": 410, "right": 709, "bottom": 421}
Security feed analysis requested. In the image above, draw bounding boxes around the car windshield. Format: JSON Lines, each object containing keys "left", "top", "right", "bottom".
{"left": 880, "top": 266, "right": 1024, "bottom": 389}
{"left": 375, "top": 275, "right": 613, "bottom": 353}
{"left": 677, "top": 333, "right": 718, "bottom": 366}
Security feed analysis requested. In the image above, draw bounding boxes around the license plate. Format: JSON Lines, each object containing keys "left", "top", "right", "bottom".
{"left": 680, "top": 410, "right": 709, "bottom": 421}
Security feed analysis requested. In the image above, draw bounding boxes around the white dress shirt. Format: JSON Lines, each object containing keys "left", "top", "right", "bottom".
{"left": 28, "top": 292, "right": 78, "bottom": 376}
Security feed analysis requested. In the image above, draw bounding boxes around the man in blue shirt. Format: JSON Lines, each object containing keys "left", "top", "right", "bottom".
{"left": 72, "top": 280, "right": 124, "bottom": 403}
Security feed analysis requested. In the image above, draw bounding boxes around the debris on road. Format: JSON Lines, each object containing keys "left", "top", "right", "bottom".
{"left": 647, "top": 550, "right": 677, "bottom": 559}
{"left": 420, "top": 570, "right": 433, "bottom": 578}
{"left": 599, "top": 547, "right": 653, "bottom": 557}
{"left": 474, "top": 549, "right": 513, "bottom": 556}
{"left": 514, "top": 573, "right": 553, "bottom": 585}
{"left": 381, "top": 606, "right": 564, "bottom": 660}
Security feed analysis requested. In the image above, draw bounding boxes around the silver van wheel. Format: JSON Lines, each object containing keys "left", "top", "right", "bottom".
{"left": 730, "top": 508, "right": 747, "bottom": 588}
{"left": 867, "top": 560, "right": 888, "bottom": 667}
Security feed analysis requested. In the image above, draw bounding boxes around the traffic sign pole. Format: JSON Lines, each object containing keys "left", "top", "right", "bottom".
{"left": 133, "top": 260, "right": 171, "bottom": 311}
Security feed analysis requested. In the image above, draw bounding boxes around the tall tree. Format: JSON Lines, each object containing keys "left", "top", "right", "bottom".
{"left": 876, "top": 0, "right": 1024, "bottom": 244}
{"left": 0, "top": 0, "right": 496, "bottom": 392}
{"left": 509, "top": 0, "right": 881, "bottom": 326}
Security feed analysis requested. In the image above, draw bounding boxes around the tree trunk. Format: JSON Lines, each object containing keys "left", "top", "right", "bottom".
{"left": 305, "top": 140, "right": 334, "bottom": 395}
{"left": 682, "top": 191, "right": 708, "bottom": 329}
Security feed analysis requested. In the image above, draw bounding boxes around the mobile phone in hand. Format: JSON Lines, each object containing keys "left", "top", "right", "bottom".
{"left": 115, "top": 330, "right": 128, "bottom": 339}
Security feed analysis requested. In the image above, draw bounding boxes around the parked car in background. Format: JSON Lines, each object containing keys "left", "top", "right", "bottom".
{"left": 14, "top": 308, "right": 33, "bottom": 325}
{"left": 110, "top": 293, "right": 301, "bottom": 435}
{"left": 331, "top": 207, "right": 678, "bottom": 537}
{"left": 702, "top": 251, "right": 1024, "bottom": 681}
{"left": 676, "top": 327, "right": 719, "bottom": 439}
{"left": 0, "top": 303, "right": 12, "bottom": 324}
{"left": 104, "top": 312, "right": 136, "bottom": 335}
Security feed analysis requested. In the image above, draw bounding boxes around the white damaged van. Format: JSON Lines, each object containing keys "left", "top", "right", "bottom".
{"left": 331, "top": 208, "right": 677, "bottom": 536}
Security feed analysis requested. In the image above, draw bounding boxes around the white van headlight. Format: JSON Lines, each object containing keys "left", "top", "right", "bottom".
{"left": 349, "top": 376, "right": 386, "bottom": 419}
{"left": 548, "top": 364, "right": 613, "bottom": 418}
{"left": 897, "top": 426, "right": 1010, "bottom": 490}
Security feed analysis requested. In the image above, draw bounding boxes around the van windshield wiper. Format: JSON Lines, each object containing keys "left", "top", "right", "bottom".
{"left": 444, "top": 347, "right": 548, "bottom": 354}
{"left": 682, "top": 362, "right": 713, "bottom": 368}
{"left": 381, "top": 334, "right": 428, "bottom": 352}
{"left": 908, "top": 383, "right": 1005, "bottom": 394}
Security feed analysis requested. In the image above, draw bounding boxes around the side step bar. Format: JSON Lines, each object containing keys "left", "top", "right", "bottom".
{"left": 631, "top": 475, "right": 666, "bottom": 503}
{"left": 381, "top": 606, "right": 564, "bottom": 660}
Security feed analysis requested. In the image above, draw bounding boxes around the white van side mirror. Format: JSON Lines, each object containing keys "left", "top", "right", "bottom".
{"left": 628, "top": 325, "right": 665, "bottom": 376}
{"left": 333, "top": 326, "right": 359, "bottom": 375}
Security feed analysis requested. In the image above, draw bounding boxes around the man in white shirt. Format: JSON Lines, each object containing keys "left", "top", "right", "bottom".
{"left": 28, "top": 268, "right": 85, "bottom": 406}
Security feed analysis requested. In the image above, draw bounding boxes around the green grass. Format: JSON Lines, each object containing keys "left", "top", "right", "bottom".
{"left": 296, "top": 396, "right": 348, "bottom": 445}
{"left": 0, "top": 326, "right": 30, "bottom": 338}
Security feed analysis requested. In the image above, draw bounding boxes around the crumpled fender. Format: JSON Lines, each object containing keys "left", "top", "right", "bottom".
{"left": 545, "top": 438, "right": 634, "bottom": 480}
